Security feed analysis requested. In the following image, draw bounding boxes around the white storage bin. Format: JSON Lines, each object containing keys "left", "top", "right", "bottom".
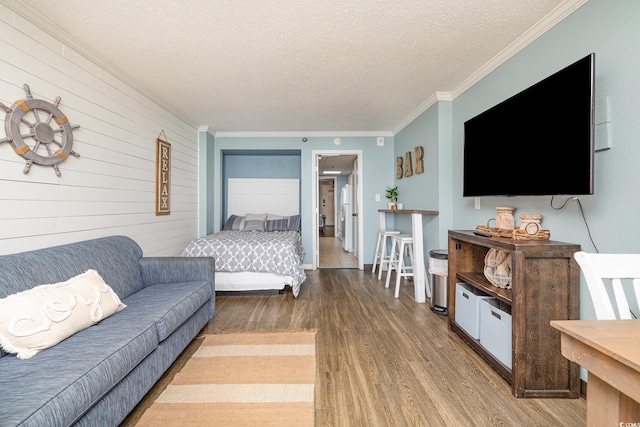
{"left": 479, "top": 298, "right": 512, "bottom": 369}
{"left": 455, "top": 282, "right": 492, "bottom": 339}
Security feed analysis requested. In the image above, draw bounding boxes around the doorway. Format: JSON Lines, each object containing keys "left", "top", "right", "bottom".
{"left": 319, "top": 179, "right": 335, "bottom": 237}
{"left": 312, "top": 151, "right": 363, "bottom": 269}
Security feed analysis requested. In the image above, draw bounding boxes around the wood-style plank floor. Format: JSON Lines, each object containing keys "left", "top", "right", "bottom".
{"left": 124, "top": 269, "right": 586, "bottom": 426}
{"left": 211, "top": 270, "right": 585, "bottom": 425}
{"left": 319, "top": 236, "right": 358, "bottom": 268}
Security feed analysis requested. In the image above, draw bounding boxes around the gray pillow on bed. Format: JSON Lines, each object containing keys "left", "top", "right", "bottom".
{"left": 243, "top": 213, "right": 267, "bottom": 232}
{"left": 224, "top": 215, "right": 245, "bottom": 230}
{"left": 288, "top": 215, "right": 301, "bottom": 231}
{"left": 265, "top": 218, "right": 289, "bottom": 232}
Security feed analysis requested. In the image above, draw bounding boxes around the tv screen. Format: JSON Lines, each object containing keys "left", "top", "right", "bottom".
{"left": 463, "top": 53, "right": 595, "bottom": 197}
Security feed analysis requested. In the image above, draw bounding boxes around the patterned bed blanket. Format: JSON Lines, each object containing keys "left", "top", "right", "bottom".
{"left": 181, "top": 230, "right": 306, "bottom": 296}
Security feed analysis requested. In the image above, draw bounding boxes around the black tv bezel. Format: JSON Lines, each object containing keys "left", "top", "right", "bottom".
{"left": 462, "top": 53, "right": 595, "bottom": 197}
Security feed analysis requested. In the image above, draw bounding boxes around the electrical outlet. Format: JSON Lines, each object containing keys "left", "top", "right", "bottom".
{"left": 475, "top": 197, "right": 481, "bottom": 209}
{"left": 375, "top": 194, "right": 380, "bottom": 202}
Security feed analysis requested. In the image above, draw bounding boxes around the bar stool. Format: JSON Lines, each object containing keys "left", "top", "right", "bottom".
{"left": 372, "top": 230, "right": 401, "bottom": 279}
{"left": 385, "top": 234, "right": 415, "bottom": 298}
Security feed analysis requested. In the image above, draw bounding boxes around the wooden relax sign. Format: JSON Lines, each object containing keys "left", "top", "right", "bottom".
{"left": 156, "top": 137, "right": 171, "bottom": 215}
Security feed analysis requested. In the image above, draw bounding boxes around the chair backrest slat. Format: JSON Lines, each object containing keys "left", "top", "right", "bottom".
{"left": 574, "top": 251, "right": 640, "bottom": 320}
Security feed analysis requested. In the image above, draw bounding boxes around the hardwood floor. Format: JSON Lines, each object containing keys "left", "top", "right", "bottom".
{"left": 319, "top": 236, "right": 358, "bottom": 268}
{"left": 205, "top": 269, "right": 586, "bottom": 426}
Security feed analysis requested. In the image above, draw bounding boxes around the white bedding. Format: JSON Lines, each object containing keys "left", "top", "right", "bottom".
{"left": 215, "top": 271, "right": 293, "bottom": 292}
{"left": 181, "top": 230, "right": 306, "bottom": 297}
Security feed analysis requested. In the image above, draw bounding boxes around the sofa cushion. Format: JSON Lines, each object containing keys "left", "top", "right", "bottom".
{"left": 0, "top": 270, "right": 126, "bottom": 359}
{"left": 0, "top": 311, "right": 158, "bottom": 427}
{"left": 122, "top": 281, "right": 212, "bottom": 342}
{"left": 0, "top": 236, "right": 145, "bottom": 301}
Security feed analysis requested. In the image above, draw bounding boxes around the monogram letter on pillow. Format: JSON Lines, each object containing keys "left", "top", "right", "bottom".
{"left": 0, "top": 269, "right": 126, "bottom": 359}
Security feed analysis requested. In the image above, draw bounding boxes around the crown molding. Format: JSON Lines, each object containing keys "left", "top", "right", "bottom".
{"left": 3, "top": 0, "right": 198, "bottom": 129}
{"left": 391, "top": 92, "right": 439, "bottom": 135}
{"left": 393, "top": 0, "right": 588, "bottom": 135}
{"left": 449, "top": 0, "right": 589, "bottom": 100}
{"left": 198, "top": 126, "right": 216, "bottom": 137}
{"left": 5, "top": 0, "right": 588, "bottom": 138}
{"left": 214, "top": 131, "right": 394, "bottom": 138}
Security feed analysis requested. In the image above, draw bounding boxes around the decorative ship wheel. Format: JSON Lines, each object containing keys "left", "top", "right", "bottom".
{"left": 0, "top": 84, "right": 80, "bottom": 176}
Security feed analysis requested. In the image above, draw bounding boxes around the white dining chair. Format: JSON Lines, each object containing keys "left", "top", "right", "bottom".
{"left": 574, "top": 251, "right": 640, "bottom": 320}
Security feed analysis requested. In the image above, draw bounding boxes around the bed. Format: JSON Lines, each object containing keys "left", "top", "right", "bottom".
{"left": 182, "top": 178, "right": 306, "bottom": 296}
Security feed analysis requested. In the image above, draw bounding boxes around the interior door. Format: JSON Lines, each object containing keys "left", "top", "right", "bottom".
{"left": 352, "top": 158, "right": 359, "bottom": 262}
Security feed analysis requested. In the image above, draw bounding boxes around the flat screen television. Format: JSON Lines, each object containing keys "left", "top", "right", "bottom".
{"left": 463, "top": 53, "right": 595, "bottom": 197}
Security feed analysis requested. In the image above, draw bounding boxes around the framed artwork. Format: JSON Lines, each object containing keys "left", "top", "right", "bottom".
{"left": 396, "top": 156, "right": 403, "bottom": 179}
{"left": 155, "top": 137, "right": 171, "bottom": 215}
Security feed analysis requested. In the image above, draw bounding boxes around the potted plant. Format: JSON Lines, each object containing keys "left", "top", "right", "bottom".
{"left": 385, "top": 186, "right": 398, "bottom": 210}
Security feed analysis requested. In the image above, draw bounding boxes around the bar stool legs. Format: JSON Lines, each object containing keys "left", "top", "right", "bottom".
{"left": 384, "top": 235, "right": 415, "bottom": 298}
{"left": 372, "top": 230, "right": 400, "bottom": 279}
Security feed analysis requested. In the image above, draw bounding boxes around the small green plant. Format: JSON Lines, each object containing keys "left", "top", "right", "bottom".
{"left": 385, "top": 186, "right": 398, "bottom": 203}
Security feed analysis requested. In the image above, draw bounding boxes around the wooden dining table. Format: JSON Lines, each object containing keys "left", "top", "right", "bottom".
{"left": 551, "top": 319, "right": 640, "bottom": 427}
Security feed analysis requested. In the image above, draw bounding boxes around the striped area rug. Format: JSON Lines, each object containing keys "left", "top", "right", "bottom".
{"left": 136, "top": 331, "right": 316, "bottom": 426}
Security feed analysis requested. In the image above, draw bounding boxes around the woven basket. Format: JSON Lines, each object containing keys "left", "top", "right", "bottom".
{"left": 484, "top": 249, "right": 512, "bottom": 289}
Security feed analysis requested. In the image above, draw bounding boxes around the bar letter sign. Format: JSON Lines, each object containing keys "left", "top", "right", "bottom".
{"left": 156, "top": 137, "right": 171, "bottom": 215}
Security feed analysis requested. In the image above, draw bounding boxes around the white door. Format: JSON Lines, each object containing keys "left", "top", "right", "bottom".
{"left": 352, "top": 159, "right": 359, "bottom": 262}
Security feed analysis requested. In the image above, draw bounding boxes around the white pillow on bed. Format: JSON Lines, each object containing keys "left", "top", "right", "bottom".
{"left": 243, "top": 213, "right": 267, "bottom": 232}
{"left": 266, "top": 213, "right": 284, "bottom": 220}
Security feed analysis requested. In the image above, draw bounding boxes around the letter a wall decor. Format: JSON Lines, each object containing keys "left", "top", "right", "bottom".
{"left": 156, "top": 131, "right": 171, "bottom": 215}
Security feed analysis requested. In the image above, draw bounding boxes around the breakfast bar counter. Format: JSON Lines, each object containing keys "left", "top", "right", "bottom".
{"left": 378, "top": 209, "right": 439, "bottom": 303}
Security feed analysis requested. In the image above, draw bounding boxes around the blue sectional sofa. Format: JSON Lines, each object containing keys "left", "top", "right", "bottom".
{"left": 0, "top": 236, "right": 215, "bottom": 426}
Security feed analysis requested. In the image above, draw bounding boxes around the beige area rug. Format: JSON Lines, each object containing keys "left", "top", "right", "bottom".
{"left": 136, "top": 331, "right": 316, "bottom": 426}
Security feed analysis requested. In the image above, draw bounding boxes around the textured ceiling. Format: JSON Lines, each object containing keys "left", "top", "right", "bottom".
{"left": 15, "top": 0, "right": 576, "bottom": 133}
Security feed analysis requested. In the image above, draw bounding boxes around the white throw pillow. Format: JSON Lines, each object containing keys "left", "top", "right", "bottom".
{"left": 0, "top": 269, "right": 126, "bottom": 359}
{"left": 266, "top": 213, "right": 285, "bottom": 220}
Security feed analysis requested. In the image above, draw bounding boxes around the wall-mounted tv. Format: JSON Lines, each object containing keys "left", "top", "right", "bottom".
{"left": 463, "top": 53, "right": 595, "bottom": 197}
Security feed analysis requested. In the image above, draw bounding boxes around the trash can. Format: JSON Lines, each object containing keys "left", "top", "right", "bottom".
{"left": 429, "top": 249, "right": 448, "bottom": 316}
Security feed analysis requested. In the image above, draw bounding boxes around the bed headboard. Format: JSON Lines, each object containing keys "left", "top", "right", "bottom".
{"left": 227, "top": 178, "right": 300, "bottom": 217}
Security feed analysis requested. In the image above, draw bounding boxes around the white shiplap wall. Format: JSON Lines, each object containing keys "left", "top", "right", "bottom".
{"left": 0, "top": 5, "right": 199, "bottom": 256}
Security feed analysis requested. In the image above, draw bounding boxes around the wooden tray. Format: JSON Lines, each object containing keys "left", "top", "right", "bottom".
{"left": 475, "top": 225, "right": 550, "bottom": 240}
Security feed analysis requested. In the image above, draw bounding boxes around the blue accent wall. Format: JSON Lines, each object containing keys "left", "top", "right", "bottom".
{"left": 394, "top": 0, "right": 640, "bottom": 325}
{"left": 222, "top": 150, "right": 301, "bottom": 179}
{"left": 221, "top": 150, "right": 302, "bottom": 222}
{"left": 203, "top": 135, "right": 395, "bottom": 266}
{"left": 198, "top": 0, "right": 640, "bottom": 329}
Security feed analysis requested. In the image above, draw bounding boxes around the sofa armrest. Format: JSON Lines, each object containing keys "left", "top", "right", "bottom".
{"left": 138, "top": 256, "right": 216, "bottom": 317}
{"left": 139, "top": 256, "right": 215, "bottom": 286}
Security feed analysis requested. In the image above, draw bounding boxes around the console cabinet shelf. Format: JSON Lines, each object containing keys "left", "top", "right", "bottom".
{"left": 448, "top": 230, "right": 581, "bottom": 398}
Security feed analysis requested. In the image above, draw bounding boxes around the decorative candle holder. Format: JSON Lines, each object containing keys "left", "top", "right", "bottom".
{"left": 495, "top": 207, "right": 515, "bottom": 230}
